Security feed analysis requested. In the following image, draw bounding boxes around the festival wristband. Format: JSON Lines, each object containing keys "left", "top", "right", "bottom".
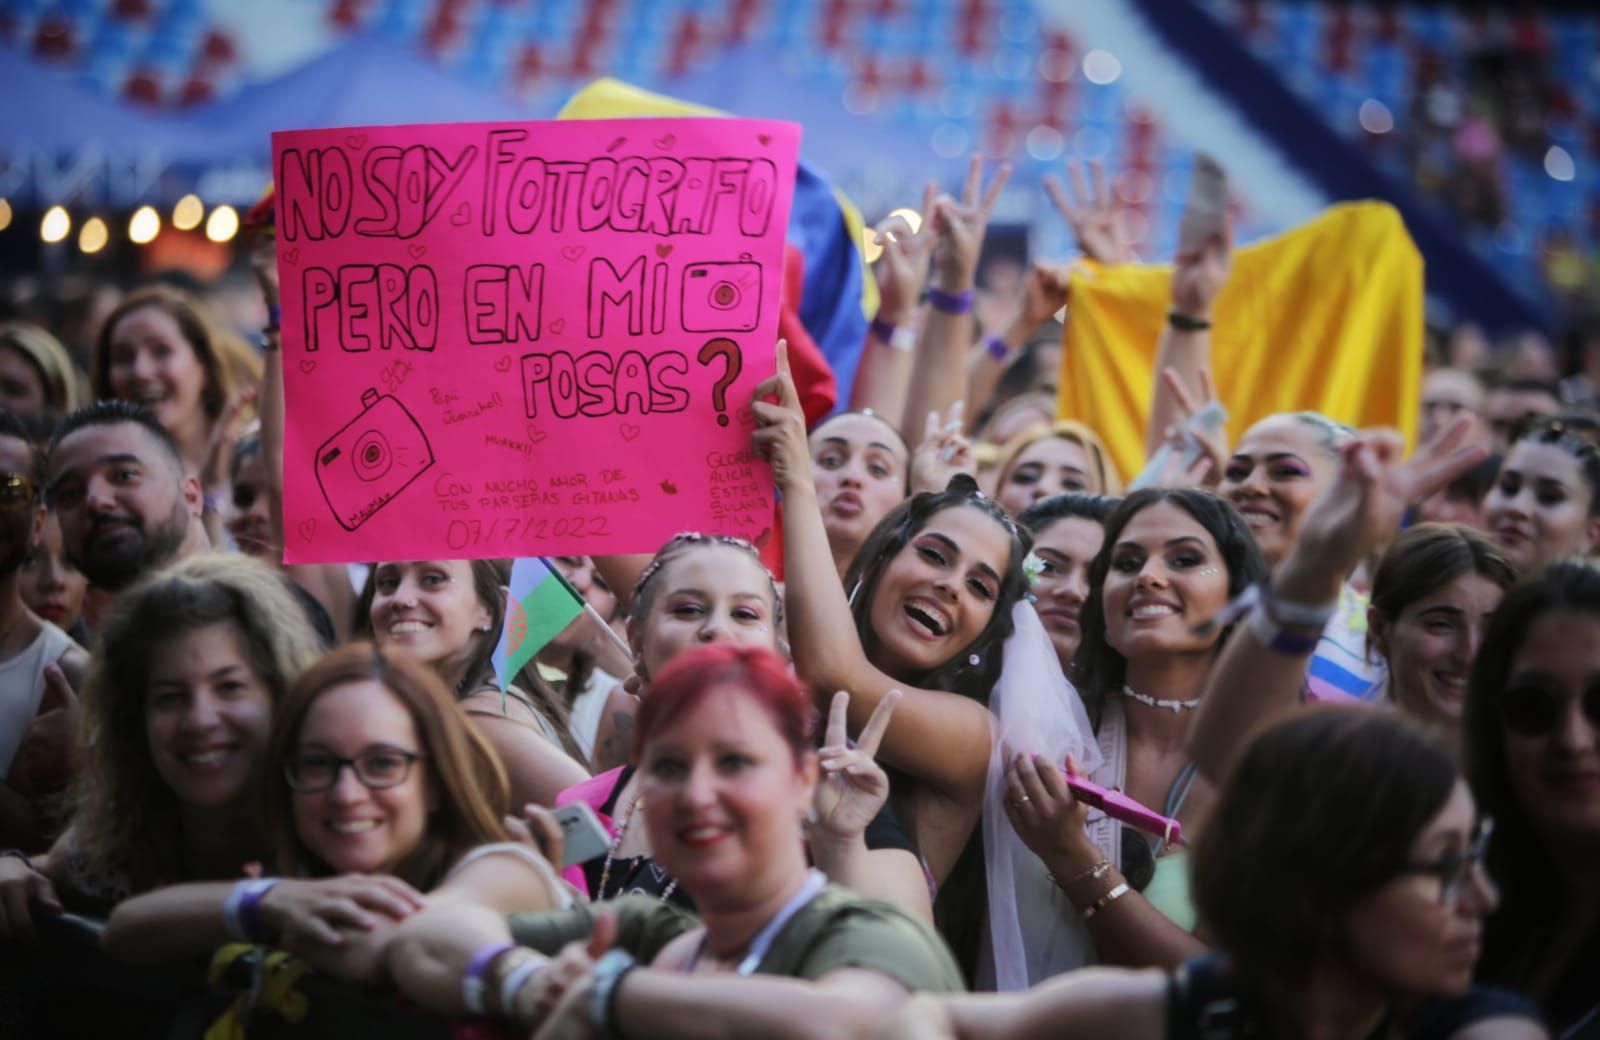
{"left": 983, "top": 333, "right": 1012, "bottom": 362}
{"left": 223, "top": 877, "right": 280, "bottom": 942}
{"left": 1260, "top": 585, "right": 1338, "bottom": 629}
{"left": 1249, "top": 608, "right": 1321, "bottom": 657}
{"left": 1167, "top": 310, "right": 1210, "bottom": 331}
{"left": 589, "top": 948, "right": 638, "bottom": 1039}
{"left": 462, "top": 940, "right": 516, "bottom": 1015}
{"left": 264, "top": 303, "right": 281, "bottom": 332}
{"left": 927, "top": 287, "right": 972, "bottom": 315}
{"left": 496, "top": 949, "right": 548, "bottom": 1023}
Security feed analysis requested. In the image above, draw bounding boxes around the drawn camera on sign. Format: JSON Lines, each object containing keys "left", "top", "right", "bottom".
{"left": 315, "top": 389, "right": 435, "bottom": 531}
{"left": 681, "top": 255, "right": 762, "bottom": 333}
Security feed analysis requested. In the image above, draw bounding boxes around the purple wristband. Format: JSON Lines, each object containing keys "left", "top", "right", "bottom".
{"left": 238, "top": 878, "right": 279, "bottom": 941}
{"left": 463, "top": 940, "right": 517, "bottom": 1015}
{"left": 983, "top": 334, "right": 1012, "bottom": 362}
{"left": 928, "top": 287, "right": 972, "bottom": 315}
{"left": 870, "top": 315, "right": 898, "bottom": 344}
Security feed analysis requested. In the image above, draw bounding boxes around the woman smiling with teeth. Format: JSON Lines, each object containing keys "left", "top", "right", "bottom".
{"left": 1002, "top": 487, "right": 1267, "bottom": 972}
{"left": 358, "top": 559, "right": 589, "bottom": 809}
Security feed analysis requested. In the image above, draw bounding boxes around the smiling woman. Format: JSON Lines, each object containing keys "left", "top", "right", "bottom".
{"left": 0, "top": 553, "right": 322, "bottom": 942}
{"left": 1480, "top": 415, "right": 1600, "bottom": 575}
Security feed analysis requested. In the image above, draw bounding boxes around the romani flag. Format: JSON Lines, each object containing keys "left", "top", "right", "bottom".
{"left": 493, "top": 558, "right": 586, "bottom": 684}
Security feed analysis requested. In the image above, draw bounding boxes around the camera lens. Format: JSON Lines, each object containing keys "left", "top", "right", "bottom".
{"left": 352, "top": 430, "right": 394, "bottom": 482}
{"left": 711, "top": 281, "right": 740, "bottom": 309}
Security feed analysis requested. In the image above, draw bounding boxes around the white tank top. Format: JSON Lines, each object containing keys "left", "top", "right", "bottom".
{"left": 0, "top": 621, "right": 75, "bottom": 774}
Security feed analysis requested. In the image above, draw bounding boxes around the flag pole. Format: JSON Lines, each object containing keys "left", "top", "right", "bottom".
{"left": 544, "top": 559, "right": 635, "bottom": 662}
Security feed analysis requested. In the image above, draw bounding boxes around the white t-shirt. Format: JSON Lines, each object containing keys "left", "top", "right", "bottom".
{"left": 0, "top": 621, "right": 75, "bottom": 775}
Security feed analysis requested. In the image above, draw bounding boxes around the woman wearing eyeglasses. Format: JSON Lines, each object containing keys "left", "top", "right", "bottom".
{"left": 876, "top": 708, "right": 1545, "bottom": 1040}
{"left": 103, "top": 642, "right": 565, "bottom": 980}
{"left": 1464, "top": 561, "right": 1600, "bottom": 1039}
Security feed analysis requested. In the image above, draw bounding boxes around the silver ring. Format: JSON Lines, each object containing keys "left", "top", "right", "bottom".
{"left": 1017, "top": 795, "right": 1031, "bottom": 804}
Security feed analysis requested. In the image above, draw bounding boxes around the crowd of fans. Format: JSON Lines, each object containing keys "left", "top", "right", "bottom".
{"left": 0, "top": 150, "right": 1595, "bottom": 1040}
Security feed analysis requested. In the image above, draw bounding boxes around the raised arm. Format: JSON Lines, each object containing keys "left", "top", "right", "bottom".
{"left": 965, "top": 262, "right": 1073, "bottom": 427}
{"left": 753, "top": 345, "right": 993, "bottom": 805}
{"left": 1144, "top": 227, "right": 1230, "bottom": 461}
{"left": 1188, "top": 419, "right": 1486, "bottom": 784}
{"left": 900, "top": 156, "right": 1010, "bottom": 446}
{"left": 850, "top": 184, "right": 935, "bottom": 423}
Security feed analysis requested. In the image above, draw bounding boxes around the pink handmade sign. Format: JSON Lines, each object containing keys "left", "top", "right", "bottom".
{"left": 272, "top": 118, "right": 798, "bottom": 563}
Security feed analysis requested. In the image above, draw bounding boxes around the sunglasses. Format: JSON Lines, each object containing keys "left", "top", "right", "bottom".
{"left": 0, "top": 473, "right": 36, "bottom": 511}
{"left": 1496, "top": 682, "right": 1600, "bottom": 737}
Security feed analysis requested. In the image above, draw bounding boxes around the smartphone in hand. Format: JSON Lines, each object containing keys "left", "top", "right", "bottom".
{"left": 1177, "top": 153, "right": 1228, "bottom": 258}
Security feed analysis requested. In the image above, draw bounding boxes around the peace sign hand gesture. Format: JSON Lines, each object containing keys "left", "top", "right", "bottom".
{"left": 808, "top": 689, "right": 901, "bottom": 845}
{"left": 930, "top": 155, "right": 1012, "bottom": 292}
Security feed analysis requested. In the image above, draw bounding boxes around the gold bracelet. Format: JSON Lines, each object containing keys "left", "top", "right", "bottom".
{"left": 1082, "top": 881, "right": 1130, "bottom": 920}
{"left": 1048, "top": 858, "right": 1111, "bottom": 889}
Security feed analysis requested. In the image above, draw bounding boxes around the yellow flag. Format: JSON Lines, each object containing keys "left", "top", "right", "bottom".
{"left": 1059, "top": 201, "right": 1423, "bottom": 482}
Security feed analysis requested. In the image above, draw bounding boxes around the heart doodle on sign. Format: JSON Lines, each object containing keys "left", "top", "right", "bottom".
{"left": 655, "top": 243, "right": 673, "bottom": 258}
{"left": 299, "top": 359, "right": 317, "bottom": 374}
{"left": 494, "top": 355, "right": 512, "bottom": 372}
{"left": 606, "top": 136, "right": 627, "bottom": 153}
{"left": 660, "top": 479, "right": 678, "bottom": 495}
{"left": 450, "top": 202, "right": 471, "bottom": 227}
{"left": 549, "top": 317, "right": 566, "bottom": 335}
{"left": 297, "top": 519, "right": 317, "bottom": 542}
{"left": 619, "top": 423, "right": 641, "bottom": 442}
{"left": 282, "top": 247, "right": 300, "bottom": 265}
{"left": 758, "top": 133, "right": 771, "bottom": 146}
{"left": 345, "top": 134, "right": 368, "bottom": 150}
{"left": 407, "top": 243, "right": 427, "bottom": 260}
{"left": 527, "top": 425, "right": 548, "bottom": 445}
{"left": 653, "top": 133, "right": 676, "bottom": 150}
{"left": 560, "top": 245, "right": 585, "bottom": 262}
{"left": 753, "top": 527, "right": 773, "bottom": 548}
{"left": 735, "top": 405, "right": 756, "bottom": 427}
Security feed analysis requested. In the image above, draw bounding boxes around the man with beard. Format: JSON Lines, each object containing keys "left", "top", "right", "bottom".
{"left": 0, "top": 409, "right": 88, "bottom": 850}
{"left": 45, "top": 399, "right": 334, "bottom": 643}
{"left": 44, "top": 400, "right": 210, "bottom": 595}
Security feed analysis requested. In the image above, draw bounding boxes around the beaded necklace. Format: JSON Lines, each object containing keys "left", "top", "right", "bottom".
{"left": 596, "top": 789, "right": 679, "bottom": 903}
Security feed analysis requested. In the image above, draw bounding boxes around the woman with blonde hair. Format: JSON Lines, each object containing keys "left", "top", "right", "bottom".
{"left": 990, "top": 420, "right": 1123, "bottom": 517}
{"left": 0, "top": 553, "right": 322, "bottom": 935}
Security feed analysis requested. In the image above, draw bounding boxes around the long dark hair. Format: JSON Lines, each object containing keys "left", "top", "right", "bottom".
{"left": 1071, "top": 487, "right": 1267, "bottom": 721}
{"left": 841, "top": 474, "right": 1030, "bottom": 983}
{"left": 1193, "top": 707, "right": 1458, "bottom": 988}
{"left": 1464, "top": 560, "right": 1600, "bottom": 989}
{"left": 842, "top": 474, "right": 1032, "bottom": 703}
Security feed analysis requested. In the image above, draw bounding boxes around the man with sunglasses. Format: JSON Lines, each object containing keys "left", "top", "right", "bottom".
{"left": 0, "top": 409, "right": 88, "bottom": 851}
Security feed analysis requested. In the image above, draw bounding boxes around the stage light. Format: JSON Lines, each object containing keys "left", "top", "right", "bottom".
{"left": 205, "top": 204, "right": 240, "bottom": 242}
{"left": 0, "top": 199, "right": 11, "bottom": 233}
{"left": 173, "top": 193, "right": 204, "bottom": 230}
{"left": 1358, "top": 99, "right": 1394, "bottom": 135}
{"left": 41, "top": 206, "right": 70, "bottom": 243}
{"left": 129, "top": 205, "right": 161, "bottom": 244}
{"left": 79, "top": 216, "right": 108, "bottom": 254}
{"left": 1545, "top": 145, "right": 1576, "bottom": 182}
{"left": 1083, "top": 50, "right": 1121, "bottom": 85}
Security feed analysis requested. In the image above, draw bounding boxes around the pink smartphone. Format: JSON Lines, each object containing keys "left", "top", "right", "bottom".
{"left": 1064, "top": 773, "right": 1184, "bottom": 846}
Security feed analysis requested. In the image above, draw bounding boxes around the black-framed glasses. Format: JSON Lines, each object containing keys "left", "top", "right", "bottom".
{"left": 284, "top": 747, "right": 426, "bottom": 792}
{"left": 1401, "top": 818, "right": 1494, "bottom": 905}
{"left": 0, "top": 473, "right": 36, "bottom": 511}
{"left": 1497, "top": 683, "right": 1600, "bottom": 737}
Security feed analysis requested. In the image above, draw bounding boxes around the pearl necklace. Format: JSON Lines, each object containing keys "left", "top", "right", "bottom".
{"left": 596, "top": 791, "right": 679, "bottom": 903}
{"left": 1119, "top": 685, "right": 1200, "bottom": 713}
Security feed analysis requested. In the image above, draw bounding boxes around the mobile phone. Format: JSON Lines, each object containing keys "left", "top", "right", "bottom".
{"left": 1064, "top": 772, "right": 1184, "bottom": 846}
{"left": 551, "top": 802, "right": 613, "bottom": 869}
{"left": 1177, "top": 153, "right": 1228, "bottom": 257}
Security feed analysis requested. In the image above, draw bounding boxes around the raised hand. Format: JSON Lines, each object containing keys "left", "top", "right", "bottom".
{"left": 1044, "top": 158, "right": 1133, "bottom": 265}
{"left": 199, "top": 386, "right": 259, "bottom": 494}
{"left": 1284, "top": 415, "right": 1487, "bottom": 587}
{"left": 875, "top": 183, "right": 938, "bottom": 324}
{"left": 15, "top": 662, "right": 81, "bottom": 794}
{"left": 809, "top": 689, "right": 901, "bottom": 844}
{"left": 750, "top": 341, "right": 812, "bottom": 494}
{"left": 930, "top": 155, "right": 1012, "bottom": 292}
{"left": 1170, "top": 222, "right": 1232, "bottom": 318}
{"left": 910, "top": 403, "right": 974, "bottom": 495}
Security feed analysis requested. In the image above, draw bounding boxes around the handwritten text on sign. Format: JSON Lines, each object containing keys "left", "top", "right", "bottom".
{"left": 273, "top": 119, "right": 798, "bottom": 564}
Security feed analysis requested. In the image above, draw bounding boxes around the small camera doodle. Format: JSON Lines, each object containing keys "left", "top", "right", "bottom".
{"left": 681, "top": 254, "right": 762, "bottom": 333}
{"left": 315, "top": 389, "right": 435, "bottom": 531}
